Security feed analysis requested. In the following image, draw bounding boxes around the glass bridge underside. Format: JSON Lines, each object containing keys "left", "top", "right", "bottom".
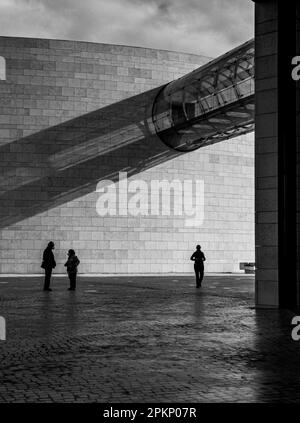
{"left": 152, "top": 39, "right": 254, "bottom": 152}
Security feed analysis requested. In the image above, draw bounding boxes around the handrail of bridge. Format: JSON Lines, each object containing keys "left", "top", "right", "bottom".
{"left": 152, "top": 39, "right": 255, "bottom": 151}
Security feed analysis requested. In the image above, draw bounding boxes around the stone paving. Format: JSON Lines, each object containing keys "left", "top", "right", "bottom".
{"left": 0, "top": 274, "right": 299, "bottom": 403}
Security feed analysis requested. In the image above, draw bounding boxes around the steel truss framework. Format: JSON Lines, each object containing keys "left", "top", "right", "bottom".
{"left": 152, "top": 39, "right": 254, "bottom": 151}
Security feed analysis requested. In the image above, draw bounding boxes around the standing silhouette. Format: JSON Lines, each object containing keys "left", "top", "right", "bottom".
{"left": 41, "top": 241, "right": 56, "bottom": 291}
{"left": 190, "top": 245, "right": 206, "bottom": 288}
{"left": 64, "top": 249, "right": 80, "bottom": 291}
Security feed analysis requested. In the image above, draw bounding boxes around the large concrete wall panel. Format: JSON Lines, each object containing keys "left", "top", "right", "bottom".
{"left": 0, "top": 37, "right": 254, "bottom": 274}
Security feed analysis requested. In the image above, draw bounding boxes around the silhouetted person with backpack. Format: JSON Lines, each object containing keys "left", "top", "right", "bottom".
{"left": 41, "top": 241, "right": 56, "bottom": 291}
{"left": 64, "top": 249, "right": 80, "bottom": 291}
{"left": 190, "top": 245, "right": 206, "bottom": 288}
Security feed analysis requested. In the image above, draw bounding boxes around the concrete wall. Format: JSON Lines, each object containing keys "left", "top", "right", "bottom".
{"left": 0, "top": 36, "right": 254, "bottom": 275}
{"left": 255, "top": 0, "right": 300, "bottom": 308}
{"left": 255, "top": 3, "right": 280, "bottom": 307}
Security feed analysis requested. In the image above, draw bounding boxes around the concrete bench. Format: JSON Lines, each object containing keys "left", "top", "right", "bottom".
{"left": 239, "top": 262, "right": 255, "bottom": 274}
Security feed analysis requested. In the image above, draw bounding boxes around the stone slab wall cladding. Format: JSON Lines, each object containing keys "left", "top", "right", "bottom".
{"left": 0, "top": 37, "right": 254, "bottom": 274}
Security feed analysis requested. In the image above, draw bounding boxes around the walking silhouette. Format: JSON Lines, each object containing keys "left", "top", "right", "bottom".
{"left": 190, "top": 245, "right": 206, "bottom": 288}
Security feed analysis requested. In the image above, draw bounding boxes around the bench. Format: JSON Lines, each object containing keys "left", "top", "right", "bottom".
{"left": 239, "top": 262, "right": 255, "bottom": 274}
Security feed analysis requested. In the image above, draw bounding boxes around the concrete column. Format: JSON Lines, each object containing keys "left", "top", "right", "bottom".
{"left": 254, "top": 0, "right": 300, "bottom": 308}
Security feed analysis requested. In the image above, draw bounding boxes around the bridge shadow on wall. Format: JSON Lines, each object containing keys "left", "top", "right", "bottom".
{"left": 0, "top": 87, "right": 182, "bottom": 229}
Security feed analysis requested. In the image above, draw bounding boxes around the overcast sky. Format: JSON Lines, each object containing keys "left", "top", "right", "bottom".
{"left": 0, "top": 0, "right": 254, "bottom": 57}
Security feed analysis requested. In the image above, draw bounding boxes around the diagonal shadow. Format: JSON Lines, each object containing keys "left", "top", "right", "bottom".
{"left": 0, "top": 86, "right": 183, "bottom": 229}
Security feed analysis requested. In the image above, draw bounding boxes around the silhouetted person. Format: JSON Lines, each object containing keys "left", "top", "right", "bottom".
{"left": 190, "top": 245, "right": 206, "bottom": 288}
{"left": 41, "top": 241, "right": 56, "bottom": 291}
{"left": 64, "top": 249, "right": 80, "bottom": 291}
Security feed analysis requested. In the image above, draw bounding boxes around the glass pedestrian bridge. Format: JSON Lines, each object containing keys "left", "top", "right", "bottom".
{"left": 152, "top": 39, "right": 254, "bottom": 151}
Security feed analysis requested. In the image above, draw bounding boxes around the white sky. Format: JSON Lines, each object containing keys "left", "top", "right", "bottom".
{"left": 0, "top": 0, "right": 254, "bottom": 57}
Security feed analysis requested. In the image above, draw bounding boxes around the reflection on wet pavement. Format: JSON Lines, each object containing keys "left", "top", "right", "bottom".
{"left": 0, "top": 274, "right": 298, "bottom": 402}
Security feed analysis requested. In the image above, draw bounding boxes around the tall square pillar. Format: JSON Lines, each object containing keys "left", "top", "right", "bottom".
{"left": 254, "top": 0, "right": 300, "bottom": 308}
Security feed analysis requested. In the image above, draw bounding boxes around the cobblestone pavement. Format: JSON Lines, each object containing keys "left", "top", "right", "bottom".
{"left": 0, "top": 274, "right": 299, "bottom": 403}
